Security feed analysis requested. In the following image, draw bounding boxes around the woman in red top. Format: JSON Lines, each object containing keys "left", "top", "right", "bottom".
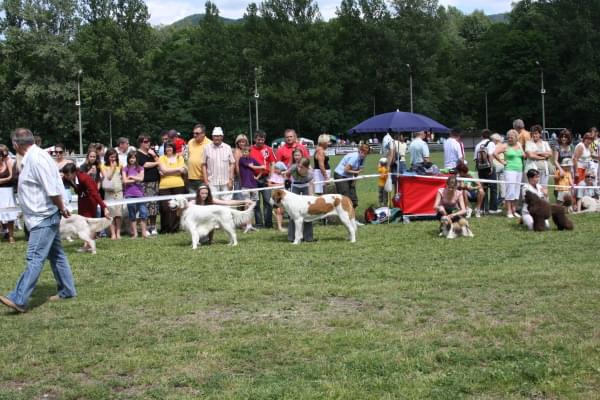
{"left": 62, "top": 164, "right": 110, "bottom": 218}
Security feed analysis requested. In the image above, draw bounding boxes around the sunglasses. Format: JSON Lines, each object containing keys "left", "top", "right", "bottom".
{"left": 585, "top": 176, "right": 594, "bottom": 178}
{"left": 142, "top": 140, "right": 150, "bottom": 143}
{"left": 52, "top": 150, "right": 64, "bottom": 155}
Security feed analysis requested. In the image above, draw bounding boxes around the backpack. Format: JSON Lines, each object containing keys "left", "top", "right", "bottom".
{"left": 476, "top": 140, "right": 491, "bottom": 171}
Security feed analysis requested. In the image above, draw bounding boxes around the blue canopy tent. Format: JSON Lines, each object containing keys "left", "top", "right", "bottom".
{"left": 347, "top": 110, "right": 451, "bottom": 134}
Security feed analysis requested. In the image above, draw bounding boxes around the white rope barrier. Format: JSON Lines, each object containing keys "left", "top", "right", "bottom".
{"left": 0, "top": 171, "right": 597, "bottom": 214}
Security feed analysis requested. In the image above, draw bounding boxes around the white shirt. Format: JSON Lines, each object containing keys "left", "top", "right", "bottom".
{"left": 443, "top": 137, "right": 463, "bottom": 168}
{"left": 474, "top": 139, "right": 496, "bottom": 160}
{"left": 382, "top": 133, "right": 393, "bottom": 152}
{"left": 18, "top": 145, "right": 65, "bottom": 229}
{"left": 115, "top": 145, "right": 136, "bottom": 166}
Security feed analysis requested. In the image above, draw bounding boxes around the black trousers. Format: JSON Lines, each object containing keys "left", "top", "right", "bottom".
{"left": 477, "top": 168, "right": 498, "bottom": 211}
{"left": 334, "top": 172, "right": 358, "bottom": 208}
{"left": 158, "top": 186, "right": 187, "bottom": 233}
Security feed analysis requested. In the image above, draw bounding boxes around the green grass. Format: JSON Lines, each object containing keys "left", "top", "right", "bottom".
{"left": 0, "top": 151, "right": 598, "bottom": 399}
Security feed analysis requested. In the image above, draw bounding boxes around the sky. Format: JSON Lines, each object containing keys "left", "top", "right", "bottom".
{"left": 146, "top": 0, "right": 514, "bottom": 26}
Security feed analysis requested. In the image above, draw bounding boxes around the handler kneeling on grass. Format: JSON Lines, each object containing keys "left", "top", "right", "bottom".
{"left": 334, "top": 143, "right": 370, "bottom": 209}
{"left": 0, "top": 128, "right": 76, "bottom": 313}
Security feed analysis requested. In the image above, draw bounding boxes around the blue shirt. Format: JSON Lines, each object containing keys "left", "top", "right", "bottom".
{"left": 408, "top": 137, "right": 430, "bottom": 165}
{"left": 334, "top": 152, "right": 364, "bottom": 178}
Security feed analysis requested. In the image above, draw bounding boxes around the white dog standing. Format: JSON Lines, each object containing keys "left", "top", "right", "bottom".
{"left": 169, "top": 196, "right": 256, "bottom": 249}
{"left": 270, "top": 189, "right": 358, "bottom": 244}
{"left": 60, "top": 215, "right": 113, "bottom": 254}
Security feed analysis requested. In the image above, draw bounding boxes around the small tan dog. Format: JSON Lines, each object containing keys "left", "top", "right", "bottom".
{"left": 439, "top": 217, "right": 474, "bottom": 239}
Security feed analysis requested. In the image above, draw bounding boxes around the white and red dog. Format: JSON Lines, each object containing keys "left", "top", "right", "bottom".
{"left": 270, "top": 189, "right": 358, "bottom": 244}
{"left": 60, "top": 215, "right": 113, "bottom": 254}
{"left": 169, "top": 196, "right": 255, "bottom": 249}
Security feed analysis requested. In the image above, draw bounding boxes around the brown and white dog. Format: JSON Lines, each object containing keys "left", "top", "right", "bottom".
{"left": 270, "top": 189, "right": 358, "bottom": 244}
{"left": 439, "top": 217, "right": 474, "bottom": 239}
{"left": 60, "top": 215, "right": 113, "bottom": 254}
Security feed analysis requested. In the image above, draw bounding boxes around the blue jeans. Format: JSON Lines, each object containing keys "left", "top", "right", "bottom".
{"left": 254, "top": 177, "right": 272, "bottom": 228}
{"left": 6, "top": 212, "right": 76, "bottom": 307}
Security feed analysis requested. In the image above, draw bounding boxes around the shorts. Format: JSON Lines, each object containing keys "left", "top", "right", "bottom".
{"left": 467, "top": 189, "right": 478, "bottom": 202}
{"left": 127, "top": 200, "right": 149, "bottom": 220}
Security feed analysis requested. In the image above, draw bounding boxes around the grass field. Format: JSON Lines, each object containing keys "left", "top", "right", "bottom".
{"left": 0, "top": 152, "right": 599, "bottom": 399}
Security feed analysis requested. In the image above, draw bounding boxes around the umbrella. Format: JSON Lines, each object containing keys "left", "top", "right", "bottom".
{"left": 347, "top": 110, "right": 451, "bottom": 134}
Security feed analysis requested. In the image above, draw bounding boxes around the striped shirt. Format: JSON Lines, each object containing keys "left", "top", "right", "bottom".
{"left": 202, "top": 142, "right": 235, "bottom": 185}
{"left": 18, "top": 145, "right": 65, "bottom": 229}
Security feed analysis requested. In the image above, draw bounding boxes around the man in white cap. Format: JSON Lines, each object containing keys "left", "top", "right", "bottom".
{"left": 202, "top": 127, "right": 235, "bottom": 200}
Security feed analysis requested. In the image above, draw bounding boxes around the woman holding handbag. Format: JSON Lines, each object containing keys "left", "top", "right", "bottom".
{"left": 101, "top": 148, "right": 123, "bottom": 239}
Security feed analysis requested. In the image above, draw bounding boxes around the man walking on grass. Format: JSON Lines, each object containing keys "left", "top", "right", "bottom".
{"left": 0, "top": 128, "right": 76, "bottom": 313}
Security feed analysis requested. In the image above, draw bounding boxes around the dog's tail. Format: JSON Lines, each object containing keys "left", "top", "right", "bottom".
{"left": 84, "top": 216, "right": 113, "bottom": 232}
{"left": 230, "top": 202, "right": 257, "bottom": 226}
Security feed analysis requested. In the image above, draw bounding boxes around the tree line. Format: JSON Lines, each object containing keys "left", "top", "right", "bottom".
{"left": 1, "top": 0, "right": 599, "bottom": 150}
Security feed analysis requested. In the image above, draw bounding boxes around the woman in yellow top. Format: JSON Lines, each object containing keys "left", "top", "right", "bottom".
{"left": 101, "top": 148, "right": 123, "bottom": 239}
{"left": 158, "top": 141, "right": 187, "bottom": 233}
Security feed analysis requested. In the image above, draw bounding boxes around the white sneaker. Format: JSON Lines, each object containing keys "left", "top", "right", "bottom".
{"left": 151, "top": 229, "right": 158, "bottom": 236}
{"left": 488, "top": 209, "right": 502, "bottom": 214}
{"left": 513, "top": 212, "right": 521, "bottom": 218}
{"left": 507, "top": 213, "right": 514, "bottom": 219}
{"left": 466, "top": 207, "right": 473, "bottom": 219}
{"left": 475, "top": 209, "right": 481, "bottom": 218}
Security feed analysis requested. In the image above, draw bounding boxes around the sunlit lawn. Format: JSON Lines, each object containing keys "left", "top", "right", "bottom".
{"left": 0, "top": 151, "right": 598, "bottom": 399}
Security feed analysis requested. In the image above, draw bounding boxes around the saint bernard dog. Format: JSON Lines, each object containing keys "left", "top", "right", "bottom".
{"left": 270, "top": 189, "right": 358, "bottom": 244}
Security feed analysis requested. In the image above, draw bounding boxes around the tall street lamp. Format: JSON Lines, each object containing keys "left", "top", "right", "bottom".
{"left": 406, "top": 64, "right": 413, "bottom": 113}
{"left": 535, "top": 61, "right": 546, "bottom": 134}
{"left": 76, "top": 69, "right": 83, "bottom": 154}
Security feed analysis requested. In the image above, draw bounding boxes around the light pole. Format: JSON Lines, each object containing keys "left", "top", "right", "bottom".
{"left": 406, "top": 64, "right": 413, "bottom": 113}
{"left": 535, "top": 61, "right": 546, "bottom": 134}
{"left": 76, "top": 69, "right": 83, "bottom": 154}
{"left": 254, "top": 67, "right": 260, "bottom": 132}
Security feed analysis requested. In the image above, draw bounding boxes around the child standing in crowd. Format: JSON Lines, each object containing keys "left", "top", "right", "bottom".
{"left": 377, "top": 157, "right": 389, "bottom": 207}
{"left": 269, "top": 161, "right": 287, "bottom": 232}
{"left": 554, "top": 158, "right": 574, "bottom": 205}
{"left": 122, "top": 151, "right": 149, "bottom": 239}
{"left": 238, "top": 146, "right": 264, "bottom": 233}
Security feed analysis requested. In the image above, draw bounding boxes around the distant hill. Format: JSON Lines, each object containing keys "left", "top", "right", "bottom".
{"left": 488, "top": 13, "right": 509, "bottom": 23}
{"left": 169, "top": 11, "right": 508, "bottom": 28}
{"left": 170, "top": 14, "right": 241, "bottom": 28}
